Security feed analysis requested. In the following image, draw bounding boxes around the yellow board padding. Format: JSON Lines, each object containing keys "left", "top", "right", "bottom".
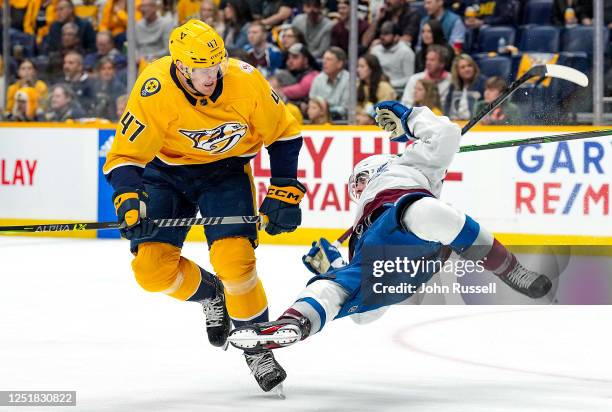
{"left": 0, "top": 219, "right": 96, "bottom": 238}
{"left": 0, "top": 122, "right": 606, "bottom": 132}
{"left": 131, "top": 242, "right": 204, "bottom": 300}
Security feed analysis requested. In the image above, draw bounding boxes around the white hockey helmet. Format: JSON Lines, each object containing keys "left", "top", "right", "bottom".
{"left": 348, "top": 154, "right": 394, "bottom": 202}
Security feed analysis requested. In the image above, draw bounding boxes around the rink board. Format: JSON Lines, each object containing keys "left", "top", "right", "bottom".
{"left": 0, "top": 123, "right": 610, "bottom": 245}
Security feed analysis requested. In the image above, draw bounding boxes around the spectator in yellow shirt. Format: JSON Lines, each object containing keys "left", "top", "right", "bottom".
{"left": 5, "top": 59, "right": 49, "bottom": 117}
{"left": 7, "top": 87, "right": 41, "bottom": 121}
{"left": 99, "top": 0, "right": 142, "bottom": 47}
{"left": 24, "top": 0, "right": 59, "bottom": 45}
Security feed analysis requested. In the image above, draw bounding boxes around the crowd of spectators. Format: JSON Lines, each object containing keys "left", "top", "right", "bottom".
{"left": 1, "top": 0, "right": 611, "bottom": 124}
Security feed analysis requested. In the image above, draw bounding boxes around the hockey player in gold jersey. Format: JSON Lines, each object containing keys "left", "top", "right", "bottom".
{"left": 103, "top": 20, "right": 305, "bottom": 392}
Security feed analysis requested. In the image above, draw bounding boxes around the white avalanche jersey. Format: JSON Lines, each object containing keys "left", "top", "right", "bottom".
{"left": 353, "top": 107, "right": 461, "bottom": 227}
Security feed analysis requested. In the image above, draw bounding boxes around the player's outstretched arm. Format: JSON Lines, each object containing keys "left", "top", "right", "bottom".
{"left": 375, "top": 101, "right": 461, "bottom": 171}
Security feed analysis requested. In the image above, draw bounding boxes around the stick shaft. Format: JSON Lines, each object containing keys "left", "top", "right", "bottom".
{"left": 459, "top": 129, "right": 612, "bottom": 153}
{"left": 0, "top": 216, "right": 263, "bottom": 233}
{"left": 332, "top": 227, "right": 354, "bottom": 247}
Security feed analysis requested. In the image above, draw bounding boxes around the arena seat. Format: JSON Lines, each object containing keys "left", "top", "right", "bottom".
{"left": 561, "top": 25, "right": 609, "bottom": 57}
{"left": 0, "top": 29, "right": 36, "bottom": 58}
{"left": 478, "top": 26, "right": 516, "bottom": 53}
{"left": 522, "top": 0, "right": 553, "bottom": 25}
{"left": 518, "top": 25, "right": 560, "bottom": 53}
{"left": 473, "top": 54, "right": 512, "bottom": 80}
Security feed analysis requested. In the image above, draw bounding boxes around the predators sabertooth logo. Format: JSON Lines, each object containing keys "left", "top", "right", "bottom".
{"left": 179, "top": 123, "right": 248, "bottom": 154}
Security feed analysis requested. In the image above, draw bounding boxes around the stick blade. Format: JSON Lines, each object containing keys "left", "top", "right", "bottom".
{"left": 545, "top": 64, "right": 589, "bottom": 87}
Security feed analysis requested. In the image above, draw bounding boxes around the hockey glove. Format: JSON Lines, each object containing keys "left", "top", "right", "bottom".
{"left": 259, "top": 177, "right": 306, "bottom": 236}
{"left": 302, "top": 238, "right": 346, "bottom": 275}
{"left": 112, "top": 188, "right": 159, "bottom": 240}
{"left": 374, "top": 101, "right": 414, "bottom": 142}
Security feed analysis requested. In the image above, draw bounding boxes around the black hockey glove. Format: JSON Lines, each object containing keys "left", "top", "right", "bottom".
{"left": 259, "top": 178, "right": 306, "bottom": 236}
{"left": 112, "top": 188, "right": 159, "bottom": 240}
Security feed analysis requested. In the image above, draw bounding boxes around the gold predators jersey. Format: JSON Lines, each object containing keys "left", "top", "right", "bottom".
{"left": 103, "top": 56, "right": 301, "bottom": 175}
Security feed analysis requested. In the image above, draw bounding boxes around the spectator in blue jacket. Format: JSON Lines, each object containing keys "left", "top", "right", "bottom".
{"left": 244, "top": 21, "right": 284, "bottom": 77}
{"left": 84, "top": 31, "right": 127, "bottom": 73}
{"left": 420, "top": 0, "right": 465, "bottom": 49}
{"left": 45, "top": 0, "right": 96, "bottom": 54}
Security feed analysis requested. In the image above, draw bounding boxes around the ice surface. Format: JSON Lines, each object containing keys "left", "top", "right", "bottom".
{"left": 1, "top": 237, "right": 611, "bottom": 411}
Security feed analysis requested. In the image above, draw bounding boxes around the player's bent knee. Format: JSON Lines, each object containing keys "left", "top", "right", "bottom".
{"left": 210, "top": 237, "right": 258, "bottom": 295}
{"left": 131, "top": 242, "right": 182, "bottom": 293}
{"left": 403, "top": 197, "right": 466, "bottom": 244}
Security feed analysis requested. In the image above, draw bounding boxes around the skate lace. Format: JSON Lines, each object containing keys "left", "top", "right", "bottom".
{"left": 201, "top": 297, "right": 224, "bottom": 327}
{"left": 246, "top": 352, "right": 276, "bottom": 379}
{"left": 506, "top": 266, "right": 537, "bottom": 289}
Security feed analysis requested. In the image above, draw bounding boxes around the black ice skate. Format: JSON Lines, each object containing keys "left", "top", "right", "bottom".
{"left": 228, "top": 317, "right": 311, "bottom": 351}
{"left": 243, "top": 350, "right": 287, "bottom": 392}
{"left": 498, "top": 261, "right": 552, "bottom": 298}
{"left": 200, "top": 276, "right": 231, "bottom": 347}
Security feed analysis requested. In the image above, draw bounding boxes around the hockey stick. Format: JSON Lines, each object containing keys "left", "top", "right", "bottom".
{"left": 461, "top": 64, "right": 589, "bottom": 135}
{"left": 459, "top": 128, "right": 612, "bottom": 153}
{"left": 0, "top": 215, "right": 265, "bottom": 233}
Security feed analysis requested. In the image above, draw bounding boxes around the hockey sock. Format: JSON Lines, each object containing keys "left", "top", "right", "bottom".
{"left": 226, "top": 278, "right": 269, "bottom": 327}
{"left": 132, "top": 244, "right": 218, "bottom": 300}
{"left": 186, "top": 265, "right": 218, "bottom": 302}
{"left": 209, "top": 237, "right": 269, "bottom": 327}
{"left": 448, "top": 214, "right": 518, "bottom": 276}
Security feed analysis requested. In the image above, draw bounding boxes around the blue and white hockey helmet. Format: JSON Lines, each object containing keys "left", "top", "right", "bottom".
{"left": 348, "top": 154, "right": 394, "bottom": 202}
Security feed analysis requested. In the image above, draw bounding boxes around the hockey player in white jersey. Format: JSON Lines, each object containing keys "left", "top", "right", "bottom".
{"left": 228, "top": 101, "right": 553, "bottom": 351}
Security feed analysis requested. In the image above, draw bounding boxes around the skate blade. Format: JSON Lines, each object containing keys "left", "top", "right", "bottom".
{"left": 228, "top": 329, "right": 300, "bottom": 349}
{"left": 272, "top": 382, "right": 285, "bottom": 399}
